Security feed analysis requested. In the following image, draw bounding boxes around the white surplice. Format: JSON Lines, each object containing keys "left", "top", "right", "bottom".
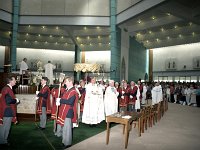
{"left": 19, "top": 60, "right": 28, "bottom": 74}
{"left": 82, "top": 83, "right": 105, "bottom": 124}
{"left": 151, "top": 85, "right": 163, "bottom": 105}
{"left": 44, "top": 63, "right": 56, "bottom": 85}
{"left": 135, "top": 85, "right": 141, "bottom": 110}
{"left": 104, "top": 86, "right": 118, "bottom": 116}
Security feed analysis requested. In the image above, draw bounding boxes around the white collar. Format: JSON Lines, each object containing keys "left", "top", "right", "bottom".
{"left": 67, "top": 86, "right": 73, "bottom": 90}
{"left": 7, "top": 84, "right": 12, "bottom": 89}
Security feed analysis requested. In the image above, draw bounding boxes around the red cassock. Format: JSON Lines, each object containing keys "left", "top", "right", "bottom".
{"left": 0, "top": 85, "right": 17, "bottom": 125}
{"left": 51, "top": 87, "right": 66, "bottom": 120}
{"left": 78, "top": 87, "right": 86, "bottom": 112}
{"left": 37, "top": 85, "right": 51, "bottom": 115}
{"left": 139, "top": 84, "right": 143, "bottom": 100}
{"left": 119, "top": 87, "right": 130, "bottom": 107}
{"left": 129, "top": 86, "right": 138, "bottom": 105}
{"left": 57, "top": 87, "right": 79, "bottom": 126}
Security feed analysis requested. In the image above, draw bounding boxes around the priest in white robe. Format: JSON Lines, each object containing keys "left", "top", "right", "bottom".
{"left": 151, "top": 83, "right": 163, "bottom": 105}
{"left": 104, "top": 80, "right": 119, "bottom": 117}
{"left": 19, "top": 58, "right": 28, "bottom": 75}
{"left": 44, "top": 61, "right": 56, "bottom": 85}
{"left": 82, "top": 77, "right": 105, "bottom": 125}
{"left": 135, "top": 84, "right": 141, "bottom": 111}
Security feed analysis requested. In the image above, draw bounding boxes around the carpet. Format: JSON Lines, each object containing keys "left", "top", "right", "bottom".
{"left": 1, "top": 120, "right": 114, "bottom": 150}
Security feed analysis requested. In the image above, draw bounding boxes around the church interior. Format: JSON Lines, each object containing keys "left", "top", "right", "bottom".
{"left": 0, "top": 0, "right": 200, "bottom": 150}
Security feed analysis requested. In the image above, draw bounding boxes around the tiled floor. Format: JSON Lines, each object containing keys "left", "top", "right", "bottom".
{"left": 68, "top": 103, "right": 200, "bottom": 150}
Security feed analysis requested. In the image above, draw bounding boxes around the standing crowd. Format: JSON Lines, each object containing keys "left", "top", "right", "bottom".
{"left": 1, "top": 75, "right": 199, "bottom": 148}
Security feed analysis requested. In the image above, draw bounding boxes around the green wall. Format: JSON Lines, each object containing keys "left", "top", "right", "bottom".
{"left": 128, "top": 36, "right": 147, "bottom": 82}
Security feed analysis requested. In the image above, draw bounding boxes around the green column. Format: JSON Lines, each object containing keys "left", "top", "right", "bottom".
{"left": 11, "top": 0, "right": 19, "bottom": 71}
{"left": 110, "top": 0, "right": 121, "bottom": 82}
{"left": 74, "top": 45, "right": 81, "bottom": 81}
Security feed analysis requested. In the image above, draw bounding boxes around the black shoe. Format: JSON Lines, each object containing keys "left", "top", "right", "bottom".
{"left": 62, "top": 144, "right": 72, "bottom": 149}
{"left": 0, "top": 143, "right": 10, "bottom": 148}
{"left": 40, "top": 127, "right": 45, "bottom": 130}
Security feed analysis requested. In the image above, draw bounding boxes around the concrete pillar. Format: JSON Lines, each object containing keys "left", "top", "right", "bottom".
{"left": 11, "top": 0, "right": 19, "bottom": 71}
{"left": 110, "top": 0, "right": 121, "bottom": 82}
{"left": 74, "top": 45, "right": 81, "bottom": 81}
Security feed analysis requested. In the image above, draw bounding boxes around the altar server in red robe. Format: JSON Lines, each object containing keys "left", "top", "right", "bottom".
{"left": 128, "top": 81, "right": 138, "bottom": 111}
{"left": 36, "top": 77, "right": 51, "bottom": 130}
{"left": 51, "top": 83, "right": 65, "bottom": 120}
{"left": 56, "top": 76, "right": 79, "bottom": 148}
{"left": 0, "top": 76, "right": 20, "bottom": 146}
{"left": 119, "top": 81, "right": 130, "bottom": 112}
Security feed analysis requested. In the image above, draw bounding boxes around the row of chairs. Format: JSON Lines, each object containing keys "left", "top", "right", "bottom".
{"left": 132, "top": 99, "right": 168, "bottom": 137}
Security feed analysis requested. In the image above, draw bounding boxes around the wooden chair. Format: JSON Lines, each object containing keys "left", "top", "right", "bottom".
{"left": 22, "top": 70, "right": 32, "bottom": 85}
{"left": 154, "top": 102, "right": 161, "bottom": 122}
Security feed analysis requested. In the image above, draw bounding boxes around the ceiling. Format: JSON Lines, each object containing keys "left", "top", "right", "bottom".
{"left": 120, "top": 0, "right": 200, "bottom": 49}
{"left": 0, "top": 0, "right": 200, "bottom": 50}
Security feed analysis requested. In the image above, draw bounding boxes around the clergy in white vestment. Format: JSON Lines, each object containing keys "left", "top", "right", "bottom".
{"left": 82, "top": 77, "right": 105, "bottom": 125}
{"left": 19, "top": 58, "right": 28, "bottom": 75}
{"left": 142, "top": 83, "right": 147, "bottom": 104}
{"left": 44, "top": 61, "right": 56, "bottom": 85}
{"left": 135, "top": 84, "right": 141, "bottom": 110}
{"left": 151, "top": 83, "right": 163, "bottom": 105}
{"left": 104, "top": 80, "right": 119, "bottom": 116}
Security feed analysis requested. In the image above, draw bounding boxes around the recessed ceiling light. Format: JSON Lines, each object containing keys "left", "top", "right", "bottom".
{"left": 152, "top": 16, "right": 156, "bottom": 20}
{"left": 192, "top": 32, "right": 195, "bottom": 36}
{"left": 166, "top": 13, "right": 171, "bottom": 16}
{"left": 137, "top": 33, "right": 141, "bottom": 36}
{"left": 137, "top": 20, "right": 142, "bottom": 24}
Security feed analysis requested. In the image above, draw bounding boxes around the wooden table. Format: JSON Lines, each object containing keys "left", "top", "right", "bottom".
{"left": 106, "top": 112, "right": 141, "bottom": 149}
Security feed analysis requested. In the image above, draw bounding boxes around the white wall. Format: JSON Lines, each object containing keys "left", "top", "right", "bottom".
{"left": 17, "top": 48, "right": 75, "bottom": 71}
{"left": 120, "top": 29, "right": 129, "bottom": 80}
{"left": 84, "top": 51, "right": 110, "bottom": 71}
{"left": 153, "top": 42, "right": 200, "bottom": 71}
{"left": 0, "top": 46, "right": 5, "bottom": 70}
